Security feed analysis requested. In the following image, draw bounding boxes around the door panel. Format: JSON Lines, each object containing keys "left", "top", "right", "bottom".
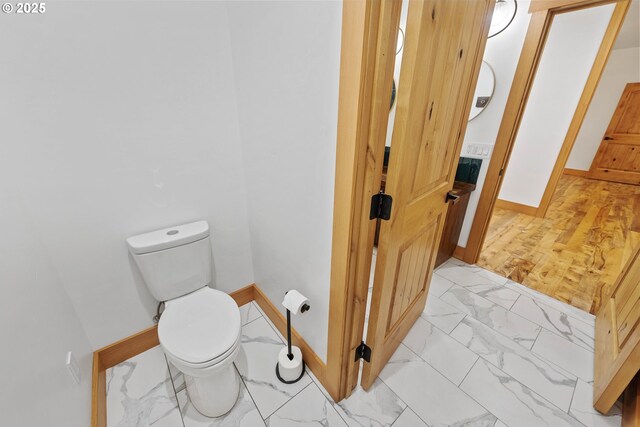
{"left": 360, "top": 0, "right": 493, "bottom": 389}
{"left": 616, "top": 90, "right": 640, "bottom": 134}
{"left": 595, "top": 244, "right": 640, "bottom": 412}
{"left": 615, "top": 262, "right": 640, "bottom": 346}
{"left": 387, "top": 219, "right": 439, "bottom": 330}
{"left": 588, "top": 82, "right": 640, "bottom": 185}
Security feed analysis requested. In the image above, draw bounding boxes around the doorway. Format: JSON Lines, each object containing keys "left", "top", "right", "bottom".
{"left": 478, "top": 174, "right": 640, "bottom": 313}
{"left": 456, "top": 0, "right": 636, "bottom": 313}
{"left": 325, "top": 0, "right": 640, "bottom": 422}
{"left": 326, "top": 0, "right": 494, "bottom": 401}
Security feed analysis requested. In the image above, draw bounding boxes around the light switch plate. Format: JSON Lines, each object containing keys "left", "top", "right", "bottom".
{"left": 66, "top": 351, "right": 81, "bottom": 384}
{"left": 464, "top": 143, "right": 492, "bottom": 159}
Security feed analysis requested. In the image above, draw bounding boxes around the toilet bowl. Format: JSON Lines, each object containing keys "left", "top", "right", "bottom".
{"left": 159, "top": 287, "right": 242, "bottom": 417}
{"left": 126, "top": 220, "right": 242, "bottom": 417}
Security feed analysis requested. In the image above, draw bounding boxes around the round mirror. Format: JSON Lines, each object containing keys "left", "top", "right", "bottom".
{"left": 468, "top": 61, "right": 495, "bottom": 121}
{"left": 396, "top": 27, "right": 405, "bottom": 55}
{"left": 489, "top": 0, "right": 517, "bottom": 38}
{"left": 390, "top": 79, "right": 397, "bottom": 111}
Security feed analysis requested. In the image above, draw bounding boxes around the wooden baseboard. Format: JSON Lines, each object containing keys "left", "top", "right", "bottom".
{"left": 452, "top": 245, "right": 466, "bottom": 260}
{"left": 91, "top": 283, "right": 328, "bottom": 427}
{"left": 624, "top": 376, "right": 640, "bottom": 427}
{"left": 230, "top": 283, "right": 257, "bottom": 307}
{"left": 91, "top": 352, "right": 106, "bottom": 427}
{"left": 564, "top": 168, "right": 588, "bottom": 177}
{"left": 495, "top": 199, "right": 539, "bottom": 217}
{"left": 92, "top": 324, "right": 160, "bottom": 427}
{"left": 91, "top": 284, "right": 254, "bottom": 427}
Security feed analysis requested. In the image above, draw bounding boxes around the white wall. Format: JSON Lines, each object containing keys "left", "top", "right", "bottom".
{"left": 0, "top": 2, "right": 255, "bottom": 350}
{"left": 458, "top": 1, "right": 532, "bottom": 247}
{"left": 568, "top": 0, "right": 640, "bottom": 170}
{"left": 567, "top": 47, "right": 640, "bottom": 170}
{"left": 499, "top": 4, "right": 615, "bottom": 207}
{"left": 613, "top": 0, "right": 640, "bottom": 50}
{"left": 386, "top": 0, "right": 411, "bottom": 147}
{"left": 566, "top": 46, "right": 640, "bottom": 169}
{"left": 1, "top": 0, "right": 341, "bottom": 393}
{"left": 0, "top": 185, "right": 93, "bottom": 426}
{"left": 226, "top": 1, "right": 342, "bottom": 362}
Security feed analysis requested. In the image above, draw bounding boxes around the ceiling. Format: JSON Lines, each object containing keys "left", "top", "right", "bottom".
{"left": 614, "top": 0, "right": 640, "bottom": 49}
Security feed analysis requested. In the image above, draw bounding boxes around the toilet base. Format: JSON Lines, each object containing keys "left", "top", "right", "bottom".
{"left": 184, "top": 363, "right": 240, "bottom": 418}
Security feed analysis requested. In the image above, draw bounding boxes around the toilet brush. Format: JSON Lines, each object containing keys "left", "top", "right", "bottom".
{"left": 276, "top": 290, "right": 310, "bottom": 384}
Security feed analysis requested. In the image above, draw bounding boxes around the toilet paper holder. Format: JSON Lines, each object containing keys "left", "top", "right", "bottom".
{"left": 275, "top": 290, "right": 310, "bottom": 384}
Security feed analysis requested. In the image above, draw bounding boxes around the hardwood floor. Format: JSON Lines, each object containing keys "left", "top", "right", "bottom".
{"left": 477, "top": 175, "right": 640, "bottom": 314}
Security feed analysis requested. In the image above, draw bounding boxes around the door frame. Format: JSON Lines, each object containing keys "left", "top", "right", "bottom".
{"left": 325, "top": 0, "right": 403, "bottom": 402}
{"left": 325, "top": 0, "right": 494, "bottom": 402}
{"left": 461, "top": 0, "right": 630, "bottom": 265}
{"left": 360, "top": 0, "right": 494, "bottom": 390}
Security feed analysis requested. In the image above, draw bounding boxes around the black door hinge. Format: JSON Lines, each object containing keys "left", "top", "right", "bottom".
{"left": 355, "top": 341, "right": 372, "bottom": 362}
{"left": 370, "top": 191, "right": 393, "bottom": 220}
{"left": 498, "top": 168, "right": 504, "bottom": 176}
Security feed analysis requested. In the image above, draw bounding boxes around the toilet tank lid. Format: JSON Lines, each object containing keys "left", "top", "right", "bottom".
{"left": 126, "top": 220, "right": 209, "bottom": 255}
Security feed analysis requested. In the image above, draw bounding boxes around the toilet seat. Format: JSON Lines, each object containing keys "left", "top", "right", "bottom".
{"left": 158, "top": 287, "right": 241, "bottom": 366}
{"left": 164, "top": 333, "right": 241, "bottom": 370}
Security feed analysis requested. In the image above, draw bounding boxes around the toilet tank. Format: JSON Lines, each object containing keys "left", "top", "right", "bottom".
{"left": 126, "top": 221, "right": 213, "bottom": 302}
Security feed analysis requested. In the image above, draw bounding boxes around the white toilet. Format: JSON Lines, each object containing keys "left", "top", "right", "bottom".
{"left": 126, "top": 220, "right": 242, "bottom": 417}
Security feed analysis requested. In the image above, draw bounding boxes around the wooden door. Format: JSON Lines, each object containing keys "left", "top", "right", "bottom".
{"left": 360, "top": 0, "right": 493, "bottom": 389}
{"left": 594, "top": 243, "right": 640, "bottom": 412}
{"left": 588, "top": 82, "right": 640, "bottom": 185}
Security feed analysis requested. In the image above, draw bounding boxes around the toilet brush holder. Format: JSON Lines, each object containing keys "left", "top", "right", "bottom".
{"left": 276, "top": 290, "right": 310, "bottom": 384}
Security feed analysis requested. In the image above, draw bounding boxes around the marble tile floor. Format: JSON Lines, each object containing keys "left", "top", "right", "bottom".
{"left": 107, "top": 258, "right": 622, "bottom": 427}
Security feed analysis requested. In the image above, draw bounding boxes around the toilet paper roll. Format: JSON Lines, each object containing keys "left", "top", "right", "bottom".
{"left": 277, "top": 346, "right": 304, "bottom": 382}
{"left": 282, "top": 290, "right": 309, "bottom": 314}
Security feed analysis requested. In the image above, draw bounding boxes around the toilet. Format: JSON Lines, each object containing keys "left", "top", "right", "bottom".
{"left": 126, "top": 220, "right": 242, "bottom": 417}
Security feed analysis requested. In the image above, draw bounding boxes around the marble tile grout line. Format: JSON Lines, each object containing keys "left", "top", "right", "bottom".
{"left": 531, "top": 349, "right": 590, "bottom": 385}
{"left": 376, "top": 343, "right": 490, "bottom": 427}
{"left": 106, "top": 264, "right": 612, "bottom": 427}
{"left": 265, "top": 374, "right": 354, "bottom": 427}
{"left": 311, "top": 380, "right": 352, "bottom": 426}
{"left": 242, "top": 312, "right": 265, "bottom": 329}
{"left": 456, "top": 352, "right": 481, "bottom": 392}
{"left": 566, "top": 378, "right": 579, "bottom": 417}
{"left": 401, "top": 320, "right": 478, "bottom": 387}
{"left": 442, "top": 281, "right": 590, "bottom": 354}
{"left": 418, "top": 294, "right": 588, "bottom": 425}
{"left": 251, "top": 302, "right": 283, "bottom": 341}
{"left": 439, "top": 294, "right": 588, "bottom": 420}
{"left": 510, "top": 296, "right": 594, "bottom": 353}
{"left": 169, "top": 303, "right": 270, "bottom": 426}
{"left": 440, "top": 282, "right": 591, "bottom": 425}
{"left": 375, "top": 375, "right": 421, "bottom": 426}
{"left": 530, "top": 321, "right": 544, "bottom": 350}
{"left": 401, "top": 352, "right": 501, "bottom": 426}
{"left": 465, "top": 359, "right": 587, "bottom": 427}
{"left": 442, "top": 260, "right": 596, "bottom": 327}
{"left": 464, "top": 357, "right": 587, "bottom": 426}
{"left": 506, "top": 282, "right": 596, "bottom": 327}
{"left": 504, "top": 288, "right": 521, "bottom": 310}
{"left": 440, "top": 285, "right": 541, "bottom": 349}
{"left": 388, "top": 406, "right": 408, "bottom": 427}
{"left": 163, "top": 353, "right": 186, "bottom": 427}
{"left": 233, "top": 363, "right": 266, "bottom": 426}
{"left": 249, "top": 301, "right": 357, "bottom": 425}
{"left": 240, "top": 301, "right": 355, "bottom": 425}
{"left": 263, "top": 378, "right": 314, "bottom": 423}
